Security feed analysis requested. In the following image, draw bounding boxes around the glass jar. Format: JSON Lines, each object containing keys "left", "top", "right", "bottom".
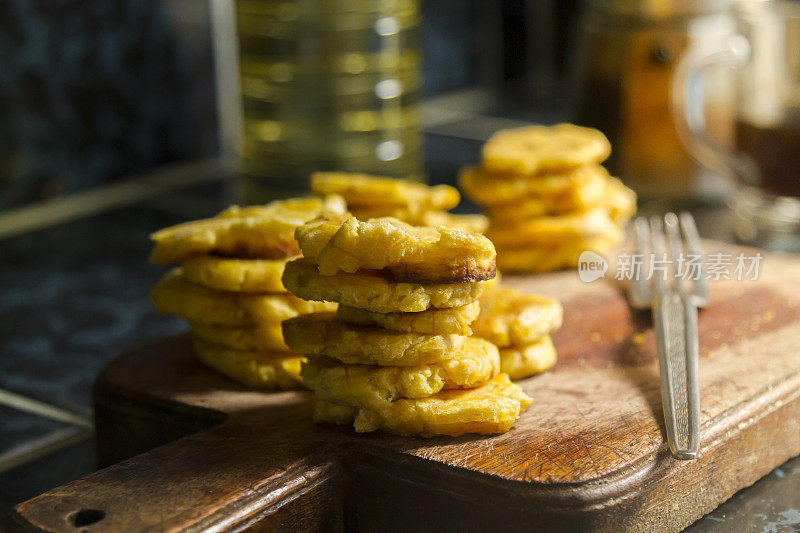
{"left": 233, "top": 0, "right": 424, "bottom": 201}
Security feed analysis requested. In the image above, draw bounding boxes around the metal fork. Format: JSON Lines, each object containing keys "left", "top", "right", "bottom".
{"left": 629, "top": 212, "right": 707, "bottom": 460}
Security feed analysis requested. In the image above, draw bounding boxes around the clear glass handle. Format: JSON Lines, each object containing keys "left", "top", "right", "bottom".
{"left": 670, "top": 33, "right": 751, "bottom": 178}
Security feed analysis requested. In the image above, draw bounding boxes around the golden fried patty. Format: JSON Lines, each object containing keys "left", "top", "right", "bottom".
{"left": 499, "top": 336, "right": 557, "bottom": 380}
{"left": 336, "top": 301, "right": 479, "bottom": 336}
{"left": 494, "top": 233, "right": 622, "bottom": 274}
{"left": 482, "top": 175, "right": 634, "bottom": 224}
{"left": 459, "top": 164, "right": 608, "bottom": 208}
{"left": 347, "top": 206, "right": 489, "bottom": 234}
{"left": 282, "top": 258, "right": 488, "bottom": 313}
{"left": 182, "top": 255, "right": 291, "bottom": 293}
{"left": 302, "top": 344, "right": 499, "bottom": 409}
{"left": 193, "top": 338, "right": 305, "bottom": 389}
{"left": 151, "top": 268, "right": 334, "bottom": 326}
{"left": 472, "top": 287, "right": 562, "bottom": 347}
{"left": 481, "top": 123, "right": 611, "bottom": 175}
{"left": 310, "top": 171, "right": 460, "bottom": 210}
{"left": 191, "top": 322, "right": 289, "bottom": 352}
{"left": 150, "top": 196, "right": 346, "bottom": 264}
{"left": 296, "top": 216, "right": 496, "bottom": 283}
{"left": 313, "top": 374, "right": 532, "bottom": 437}
{"left": 283, "top": 312, "right": 494, "bottom": 366}
{"left": 486, "top": 208, "right": 620, "bottom": 248}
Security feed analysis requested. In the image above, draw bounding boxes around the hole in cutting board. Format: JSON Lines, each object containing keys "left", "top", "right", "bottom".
{"left": 68, "top": 508, "right": 105, "bottom": 527}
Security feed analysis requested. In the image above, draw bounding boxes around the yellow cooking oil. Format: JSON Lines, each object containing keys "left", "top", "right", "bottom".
{"left": 235, "top": 0, "right": 423, "bottom": 200}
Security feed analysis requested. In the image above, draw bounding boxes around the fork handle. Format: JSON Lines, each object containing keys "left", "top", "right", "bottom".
{"left": 653, "top": 292, "right": 700, "bottom": 459}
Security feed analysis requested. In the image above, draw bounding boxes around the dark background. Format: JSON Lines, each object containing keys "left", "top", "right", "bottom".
{"left": 0, "top": 0, "right": 579, "bottom": 208}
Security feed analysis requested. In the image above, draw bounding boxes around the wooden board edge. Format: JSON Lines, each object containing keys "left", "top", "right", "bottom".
{"left": 339, "top": 370, "right": 800, "bottom": 531}
{"left": 92, "top": 367, "right": 229, "bottom": 467}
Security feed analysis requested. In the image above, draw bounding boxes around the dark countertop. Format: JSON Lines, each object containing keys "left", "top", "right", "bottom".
{"left": 1, "top": 206, "right": 191, "bottom": 410}
{"left": 0, "top": 147, "right": 798, "bottom": 530}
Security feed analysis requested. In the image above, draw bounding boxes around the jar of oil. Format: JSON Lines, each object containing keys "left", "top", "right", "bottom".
{"left": 235, "top": 0, "right": 423, "bottom": 201}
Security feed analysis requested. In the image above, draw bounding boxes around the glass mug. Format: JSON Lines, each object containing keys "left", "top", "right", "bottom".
{"left": 672, "top": 1, "right": 800, "bottom": 250}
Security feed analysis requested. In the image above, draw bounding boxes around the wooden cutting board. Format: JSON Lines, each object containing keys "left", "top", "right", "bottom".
{"left": 13, "top": 245, "right": 800, "bottom": 532}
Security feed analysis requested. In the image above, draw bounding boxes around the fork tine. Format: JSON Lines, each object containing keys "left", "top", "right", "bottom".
{"left": 649, "top": 216, "right": 667, "bottom": 295}
{"left": 664, "top": 213, "right": 686, "bottom": 296}
{"left": 630, "top": 217, "right": 652, "bottom": 309}
{"left": 678, "top": 212, "right": 709, "bottom": 307}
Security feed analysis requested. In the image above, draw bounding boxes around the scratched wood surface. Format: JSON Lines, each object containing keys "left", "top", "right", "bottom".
{"left": 12, "top": 245, "right": 800, "bottom": 532}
